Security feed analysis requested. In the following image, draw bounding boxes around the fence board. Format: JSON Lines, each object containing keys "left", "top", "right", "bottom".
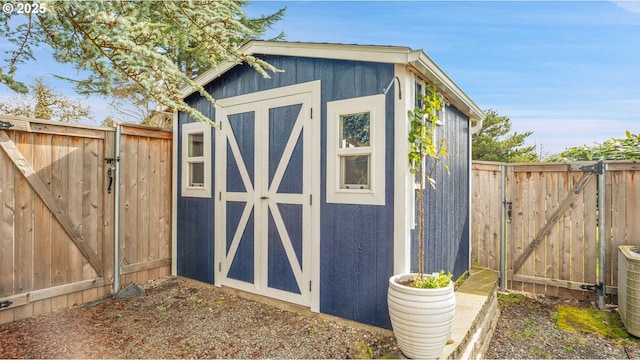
{"left": 534, "top": 171, "right": 546, "bottom": 294}
{"left": 51, "top": 134, "right": 69, "bottom": 287}
{"left": 33, "top": 133, "right": 52, "bottom": 292}
{"left": 137, "top": 136, "right": 150, "bottom": 281}
{"left": 0, "top": 131, "right": 15, "bottom": 298}
{"left": 14, "top": 131, "right": 33, "bottom": 294}
{"left": 545, "top": 169, "right": 560, "bottom": 297}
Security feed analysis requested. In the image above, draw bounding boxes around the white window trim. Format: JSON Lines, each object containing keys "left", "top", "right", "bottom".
{"left": 412, "top": 78, "right": 446, "bottom": 190}
{"left": 326, "top": 94, "right": 385, "bottom": 205}
{"left": 181, "top": 121, "right": 212, "bottom": 198}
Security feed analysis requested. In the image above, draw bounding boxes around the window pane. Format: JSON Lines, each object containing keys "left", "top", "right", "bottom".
{"left": 340, "top": 155, "right": 370, "bottom": 189}
{"left": 189, "top": 162, "right": 205, "bottom": 187}
{"left": 340, "top": 112, "right": 370, "bottom": 148}
{"left": 188, "top": 133, "right": 204, "bottom": 157}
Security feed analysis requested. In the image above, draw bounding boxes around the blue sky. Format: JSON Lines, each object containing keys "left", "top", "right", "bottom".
{"left": 2, "top": 1, "right": 639, "bottom": 155}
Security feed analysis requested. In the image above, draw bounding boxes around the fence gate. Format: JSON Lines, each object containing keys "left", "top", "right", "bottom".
{"left": 0, "top": 116, "right": 172, "bottom": 324}
{"left": 505, "top": 163, "right": 601, "bottom": 300}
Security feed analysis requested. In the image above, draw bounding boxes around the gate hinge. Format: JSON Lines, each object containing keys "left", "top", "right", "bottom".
{"left": 579, "top": 161, "right": 604, "bottom": 174}
{"left": 579, "top": 282, "right": 604, "bottom": 296}
{"left": 0, "top": 300, "right": 12, "bottom": 309}
{"left": 0, "top": 120, "right": 14, "bottom": 129}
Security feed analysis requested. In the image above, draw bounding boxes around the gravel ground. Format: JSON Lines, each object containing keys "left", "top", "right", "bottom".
{"left": 0, "top": 277, "right": 399, "bottom": 359}
{"left": 486, "top": 292, "right": 640, "bottom": 359}
{"left": 3, "top": 276, "right": 640, "bottom": 359}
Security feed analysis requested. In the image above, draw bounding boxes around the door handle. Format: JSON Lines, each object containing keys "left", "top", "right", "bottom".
{"left": 261, "top": 196, "right": 269, "bottom": 200}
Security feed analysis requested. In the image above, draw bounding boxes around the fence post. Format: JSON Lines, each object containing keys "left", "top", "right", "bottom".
{"left": 112, "top": 124, "right": 122, "bottom": 295}
{"left": 598, "top": 161, "right": 606, "bottom": 308}
{"left": 500, "top": 163, "right": 507, "bottom": 291}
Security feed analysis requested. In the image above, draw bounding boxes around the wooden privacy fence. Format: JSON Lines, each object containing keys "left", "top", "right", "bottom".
{"left": 0, "top": 115, "right": 172, "bottom": 324}
{"left": 472, "top": 160, "right": 640, "bottom": 302}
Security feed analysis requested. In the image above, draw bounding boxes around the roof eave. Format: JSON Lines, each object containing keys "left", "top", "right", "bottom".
{"left": 409, "top": 50, "right": 484, "bottom": 122}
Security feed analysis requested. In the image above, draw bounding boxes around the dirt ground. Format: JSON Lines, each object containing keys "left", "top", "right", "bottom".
{"left": 0, "top": 277, "right": 399, "bottom": 359}
{"left": 486, "top": 292, "right": 640, "bottom": 359}
{"left": 2, "top": 276, "right": 640, "bottom": 359}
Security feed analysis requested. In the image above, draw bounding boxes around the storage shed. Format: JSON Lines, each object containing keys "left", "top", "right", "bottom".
{"left": 172, "top": 41, "right": 484, "bottom": 329}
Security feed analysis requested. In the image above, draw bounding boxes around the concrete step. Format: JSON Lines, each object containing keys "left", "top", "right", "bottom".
{"left": 440, "top": 266, "right": 500, "bottom": 359}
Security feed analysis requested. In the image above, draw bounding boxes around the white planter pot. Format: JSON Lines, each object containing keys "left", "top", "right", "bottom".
{"left": 388, "top": 273, "right": 456, "bottom": 359}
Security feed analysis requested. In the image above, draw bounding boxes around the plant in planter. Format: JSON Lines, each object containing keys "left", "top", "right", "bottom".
{"left": 388, "top": 84, "right": 455, "bottom": 359}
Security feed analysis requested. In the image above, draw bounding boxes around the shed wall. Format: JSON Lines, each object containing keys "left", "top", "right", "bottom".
{"left": 176, "top": 99, "right": 215, "bottom": 284}
{"left": 410, "top": 105, "right": 471, "bottom": 279}
{"left": 177, "top": 56, "right": 396, "bottom": 328}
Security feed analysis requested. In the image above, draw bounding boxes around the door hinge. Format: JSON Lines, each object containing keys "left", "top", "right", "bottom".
{"left": 219, "top": 192, "right": 222, "bottom": 201}
{"left": 309, "top": 280, "right": 312, "bottom": 292}
{"left": 310, "top": 194, "right": 312, "bottom": 205}
{"left": 310, "top": 108, "right": 313, "bottom": 119}
{"left": 219, "top": 262, "right": 222, "bottom": 272}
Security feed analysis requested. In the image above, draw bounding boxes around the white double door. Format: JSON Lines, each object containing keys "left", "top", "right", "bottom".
{"left": 214, "top": 82, "right": 320, "bottom": 309}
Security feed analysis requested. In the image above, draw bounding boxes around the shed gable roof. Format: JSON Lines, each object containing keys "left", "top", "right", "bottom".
{"left": 182, "top": 41, "right": 484, "bottom": 121}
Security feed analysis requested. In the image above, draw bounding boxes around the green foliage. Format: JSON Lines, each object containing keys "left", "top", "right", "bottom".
{"left": 413, "top": 270, "right": 452, "bottom": 289}
{"left": 408, "top": 84, "right": 449, "bottom": 279}
{"left": 0, "top": 77, "right": 92, "bottom": 122}
{"left": 472, "top": 109, "right": 537, "bottom": 162}
{"left": 546, "top": 131, "right": 640, "bottom": 162}
{"left": 0, "top": 0, "right": 286, "bottom": 126}
{"left": 408, "top": 83, "right": 448, "bottom": 180}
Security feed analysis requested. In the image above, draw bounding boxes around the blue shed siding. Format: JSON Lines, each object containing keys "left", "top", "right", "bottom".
{"left": 317, "top": 63, "right": 396, "bottom": 329}
{"left": 176, "top": 95, "right": 216, "bottom": 284}
{"left": 410, "top": 105, "right": 470, "bottom": 279}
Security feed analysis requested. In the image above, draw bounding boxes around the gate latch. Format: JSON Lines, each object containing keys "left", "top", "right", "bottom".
{"left": 503, "top": 200, "right": 513, "bottom": 223}
{"left": 105, "top": 157, "right": 120, "bottom": 194}
{"left": 0, "top": 120, "right": 14, "bottom": 129}
{"left": 580, "top": 282, "right": 604, "bottom": 296}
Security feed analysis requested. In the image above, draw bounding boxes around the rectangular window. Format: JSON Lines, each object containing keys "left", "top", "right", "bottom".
{"left": 326, "top": 94, "right": 385, "bottom": 205}
{"left": 341, "top": 155, "right": 370, "bottom": 189}
{"left": 182, "top": 122, "right": 212, "bottom": 197}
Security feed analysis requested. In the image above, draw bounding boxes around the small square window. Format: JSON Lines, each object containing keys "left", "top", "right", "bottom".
{"left": 188, "top": 133, "right": 204, "bottom": 157}
{"left": 340, "top": 113, "right": 370, "bottom": 148}
{"left": 189, "top": 162, "right": 205, "bottom": 187}
{"left": 340, "top": 155, "right": 370, "bottom": 189}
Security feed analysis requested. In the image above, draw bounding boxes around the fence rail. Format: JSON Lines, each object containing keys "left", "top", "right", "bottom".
{"left": 0, "top": 115, "right": 172, "bottom": 323}
{"left": 472, "top": 160, "right": 640, "bottom": 302}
